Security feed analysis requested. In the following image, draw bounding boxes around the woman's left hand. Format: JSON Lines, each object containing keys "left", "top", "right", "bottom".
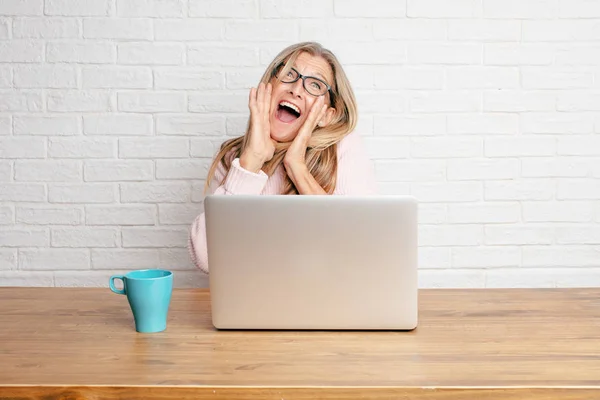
{"left": 283, "top": 96, "right": 328, "bottom": 172}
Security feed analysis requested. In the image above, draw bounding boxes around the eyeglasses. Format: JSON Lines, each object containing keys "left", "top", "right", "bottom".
{"left": 275, "top": 64, "right": 332, "bottom": 97}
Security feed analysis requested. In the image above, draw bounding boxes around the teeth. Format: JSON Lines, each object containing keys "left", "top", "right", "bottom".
{"left": 279, "top": 101, "right": 300, "bottom": 115}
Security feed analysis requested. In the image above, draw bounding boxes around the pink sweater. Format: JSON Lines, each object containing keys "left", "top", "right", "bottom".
{"left": 188, "top": 131, "right": 377, "bottom": 273}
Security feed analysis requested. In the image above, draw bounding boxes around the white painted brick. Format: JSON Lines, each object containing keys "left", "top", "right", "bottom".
{"left": 122, "top": 227, "right": 188, "bottom": 248}
{"left": 14, "top": 115, "right": 80, "bottom": 136}
{"left": 340, "top": 66, "right": 374, "bottom": 90}
{"left": 335, "top": 0, "right": 404, "bottom": 16}
{"left": 0, "top": 162, "right": 11, "bottom": 181}
{"left": 83, "top": 18, "right": 152, "bottom": 40}
{"left": 446, "top": 67, "right": 519, "bottom": 90}
{"left": 0, "top": 206, "right": 13, "bottom": 225}
{"left": 300, "top": 20, "right": 373, "bottom": 43}
{"left": 119, "top": 138, "right": 189, "bottom": 159}
{"left": 84, "top": 115, "right": 152, "bottom": 136}
{"left": 117, "top": 43, "right": 184, "bottom": 65}
{"left": 485, "top": 137, "right": 555, "bottom": 157}
{"left": 261, "top": 0, "right": 332, "bottom": 18}
{"left": 117, "top": 91, "right": 185, "bottom": 113}
{"left": 408, "top": 0, "right": 480, "bottom": 17}
{"left": 189, "top": 93, "right": 247, "bottom": 113}
{"left": 355, "top": 115, "right": 374, "bottom": 136}
{"left": 189, "top": 0, "right": 256, "bottom": 18}
{"left": 408, "top": 43, "right": 481, "bottom": 65}
{"left": 14, "top": 65, "right": 77, "bottom": 88}
{"left": 188, "top": 45, "right": 259, "bottom": 66}
{"left": 0, "top": 66, "right": 11, "bottom": 88}
{"left": 484, "top": 0, "right": 557, "bottom": 18}
{"left": 448, "top": 114, "right": 518, "bottom": 135}
{"left": 557, "top": 136, "right": 600, "bottom": 156}
{"left": 171, "top": 270, "right": 209, "bottom": 288}
{"left": 225, "top": 20, "right": 300, "bottom": 43}
{"left": 154, "top": 19, "right": 223, "bottom": 41}
{"left": 16, "top": 207, "right": 81, "bottom": 225}
{"left": 488, "top": 268, "right": 600, "bottom": 289}
{"left": 419, "top": 224, "right": 483, "bottom": 246}
{"left": 47, "top": 90, "right": 111, "bottom": 112}
{"left": 156, "top": 159, "right": 210, "bottom": 180}
{"left": 0, "top": 40, "right": 43, "bottom": 62}
{"left": 0, "top": 271, "right": 53, "bottom": 287}
{"left": 47, "top": 42, "right": 115, "bottom": 64}
{"left": 321, "top": 42, "right": 407, "bottom": 65}
{"left": 374, "top": 19, "right": 446, "bottom": 41}
{"left": 226, "top": 115, "right": 250, "bottom": 137}
{"left": 452, "top": 246, "right": 521, "bottom": 268}
{"left": 0, "top": 19, "right": 9, "bottom": 39}
{"left": 0, "top": 184, "right": 46, "bottom": 202}
{"left": 191, "top": 181, "right": 207, "bottom": 203}
{"left": 411, "top": 182, "right": 483, "bottom": 203}
{"left": 410, "top": 91, "right": 481, "bottom": 113}
{"left": 91, "top": 249, "right": 160, "bottom": 269}
{"left": 157, "top": 114, "right": 225, "bottom": 136}
{"left": 449, "top": 20, "right": 520, "bottom": 41}
{"left": 375, "top": 160, "right": 445, "bottom": 182}
{"left": 155, "top": 69, "right": 223, "bottom": 90}
{"left": 84, "top": 160, "right": 153, "bottom": 182}
{"left": 374, "top": 115, "right": 446, "bottom": 136}
{"left": 45, "top": 0, "right": 110, "bottom": 16}
{"left": 0, "top": 0, "right": 43, "bottom": 16}
{"left": 373, "top": 67, "right": 443, "bottom": 90}
{"left": 117, "top": 0, "right": 183, "bottom": 17}
{"left": 120, "top": 182, "right": 190, "bottom": 203}
{"left": 226, "top": 68, "right": 269, "bottom": 90}
{"left": 557, "top": 92, "right": 600, "bottom": 111}
{"left": 522, "top": 245, "right": 600, "bottom": 267}
{"left": 52, "top": 227, "right": 118, "bottom": 248}
{"left": 559, "top": 0, "right": 600, "bottom": 17}
{"left": 86, "top": 205, "right": 155, "bottom": 225}
{"left": 523, "top": 21, "right": 600, "bottom": 41}
{"left": 419, "top": 204, "right": 447, "bottom": 224}
{"left": 484, "top": 91, "right": 556, "bottom": 112}
{"left": 0, "top": 250, "right": 17, "bottom": 270}
{"left": 485, "top": 224, "right": 555, "bottom": 245}
{"left": 13, "top": 17, "right": 79, "bottom": 38}
{"left": 448, "top": 202, "right": 521, "bottom": 223}
{"left": 160, "top": 248, "right": 196, "bottom": 270}
{"left": 0, "top": 137, "right": 46, "bottom": 158}
{"left": 15, "top": 160, "right": 81, "bottom": 182}
{"left": 557, "top": 178, "right": 600, "bottom": 200}
{"left": 159, "top": 204, "right": 201, "bottom": 225}
{"left": 49, "top": 137, "right": 115, "bottom": 158}
{"left": 484, "top": 44, "right": 555, "bottom": 66}
{"left": 54, "top": 271, "right": 114, "bottom": 287}
{"left": 448, "top": 158, "right": 519, "bottom": 181}
{"left": 485, "top": 179, "right": 555, "bottom": 201}
{"left": 0, "top": 228, "right": 48, "bottom": 247}
{"left": 49, "top": 183, "right": 116, "bottom": 203}
{"left": 419, "top": 247, "right": 451, "bottom": 269}
{"left": 521, "top": 157, "right": 592, "bottom": 178}
{"left": 411, "top": 137, "right": 482, "bottom": 158}
{"left": 354, "top": 92, "right": 406, "bottom": 113}
{"left": 0, "top": 116, "right": 10, "bottom": 135}
{"left": 379, "top": 182, "right": 410, "bottom": 196}
{"left": 20, "top": 249, "right": 89, "bottom": 270}
{"left": 522, "top": 113, "right": 594, "bottom": 134}
{"left": 364, "top": 137, "right": 410, "bottom": 160}
{"left": 522, "top": 67, "right": 594, "bottom": 90}
{"left": 420, "top": 269, "right": 486, "bottom": 289}
{"left": 523, "top": 201, "right": 594, "bottom": 223}
{"left": 555, "top": 45, "right": 600, "bottom": 66}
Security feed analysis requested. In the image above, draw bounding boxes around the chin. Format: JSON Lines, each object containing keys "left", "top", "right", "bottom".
{"left": 270, "top": 119, "right": 300, "bottom": 143}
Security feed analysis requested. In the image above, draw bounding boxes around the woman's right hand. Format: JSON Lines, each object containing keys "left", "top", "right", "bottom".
{"left": 239, "top": 82, "right": 275, "bottom": 173}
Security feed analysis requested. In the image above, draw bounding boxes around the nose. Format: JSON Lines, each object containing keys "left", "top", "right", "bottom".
{"left": 288, "top": 78, "right": 304, "bottom": 99}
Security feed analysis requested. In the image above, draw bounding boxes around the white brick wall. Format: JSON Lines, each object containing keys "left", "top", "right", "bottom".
{"left": 1, "top": 0, "right": 599, "bottom": 288}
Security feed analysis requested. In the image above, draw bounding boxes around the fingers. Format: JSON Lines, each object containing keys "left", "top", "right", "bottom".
{"left": 263, "top": 83, "right": 272, "bottom": 131}
{"left": 248, "top": 87, "right": 257, "bottom": 113}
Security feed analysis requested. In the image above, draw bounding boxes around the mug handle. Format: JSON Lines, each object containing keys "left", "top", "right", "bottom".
{"left": 109, "top": 275, "right": 126, "bottom": 295}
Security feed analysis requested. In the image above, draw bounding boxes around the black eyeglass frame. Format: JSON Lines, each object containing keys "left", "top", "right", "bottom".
{"left": 274, "top": 63, "right": 333, "bottom": 98}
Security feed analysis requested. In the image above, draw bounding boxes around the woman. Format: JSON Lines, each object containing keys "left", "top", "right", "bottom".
{"left": 189, "top": 41, "right": 377, "bottom": 273}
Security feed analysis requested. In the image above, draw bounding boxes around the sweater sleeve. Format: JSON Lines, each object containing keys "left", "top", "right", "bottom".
{"left": 188, "top": 157, "right": 268, "bottom": 273}
{"left": 334, "top": 131, "right": 378, "bottom": 195}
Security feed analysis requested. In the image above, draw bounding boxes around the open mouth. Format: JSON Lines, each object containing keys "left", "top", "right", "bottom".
{"left": 276, "top": 101, "right": 301, "bottom": 123}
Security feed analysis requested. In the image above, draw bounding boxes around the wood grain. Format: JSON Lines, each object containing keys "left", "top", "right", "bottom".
{"left": 1, "top": 287, "right": 599, "bottom": 399}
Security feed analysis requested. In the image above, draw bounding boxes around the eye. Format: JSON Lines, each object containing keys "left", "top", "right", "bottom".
{"left": 311, "top": 81, "right": 322, "bottom": 90}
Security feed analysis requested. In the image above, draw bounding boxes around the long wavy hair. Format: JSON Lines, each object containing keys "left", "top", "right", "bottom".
{"left": 204, "top": 41, "right": 358, "bottom": 195}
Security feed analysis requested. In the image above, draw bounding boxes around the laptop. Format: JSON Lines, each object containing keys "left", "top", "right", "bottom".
{"left": 204, "top": 195, "right": 418, "bottom": 330}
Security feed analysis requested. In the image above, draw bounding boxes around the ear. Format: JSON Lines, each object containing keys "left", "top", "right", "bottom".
{"left": 318, "top": 106, "right": 336, "bottom": 128}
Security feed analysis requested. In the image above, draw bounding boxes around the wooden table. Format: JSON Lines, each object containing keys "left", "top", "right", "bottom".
{"left": 0, "top": 287, "right": 599, "bottom": 399}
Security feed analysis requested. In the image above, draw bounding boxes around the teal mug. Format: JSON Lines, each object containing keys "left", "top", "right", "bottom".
{"left": 109, "top": 269, "right": 173, "bottom": 333}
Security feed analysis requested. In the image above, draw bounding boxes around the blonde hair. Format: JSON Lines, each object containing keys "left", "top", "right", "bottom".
{"left": 204, "top": 41, "right": 358, "bottom": 195}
